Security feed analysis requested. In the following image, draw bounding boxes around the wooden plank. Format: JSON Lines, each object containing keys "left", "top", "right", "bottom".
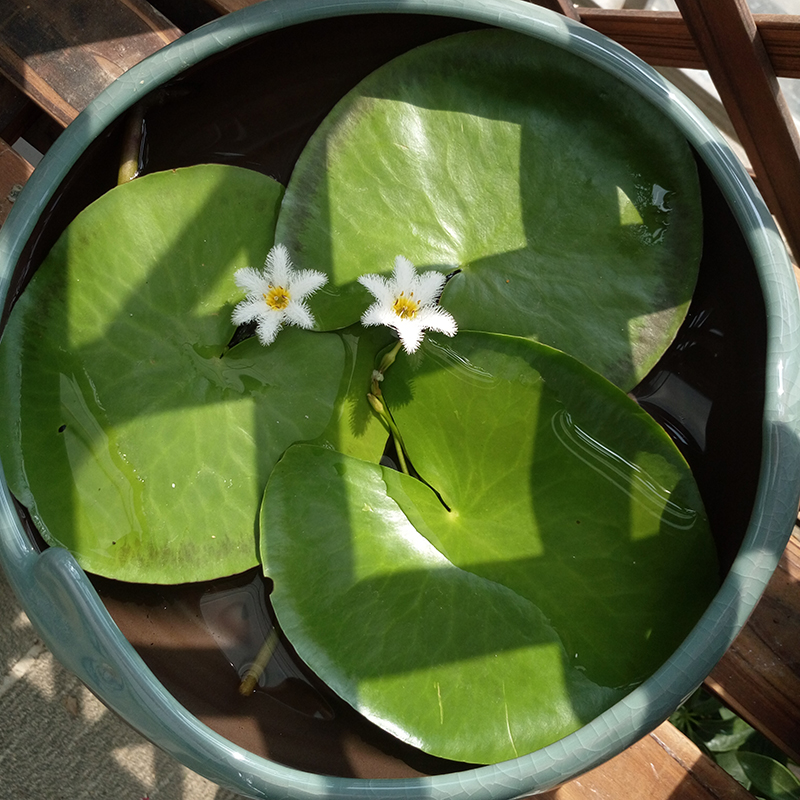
{"left": 527, "top": 0, "right": 581, "bottom": 21}
{"left": 0, "top": 0, "right": 182, "bottom": 127}
{"left": 577, "top": 9, "right": 800, "bottom": 78}
{"left": 539, "top": 721, "right": 755, "bottom": 800}
{"left": 0, "top": 138, "right": 34, "bottom": 226}
{"left": 0, "top": 74, "right": 38, "bottom": 144}
{"left": 760, "top": 15, "right": 800, "bottom": 79}
{"left": 706, "top": 533, "right": 800, "bottom": 764}
{"left": 578, "top": 10, "right": 704, "bottom": 69}
{"left": 200, "top": 0, "right": 254, "bottom": 14}
{"left": 675, "top": 0, "right": 800, "bottom": 263}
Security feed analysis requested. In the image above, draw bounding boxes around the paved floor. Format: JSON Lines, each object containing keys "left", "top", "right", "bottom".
{"left": 0, "top": 565, "right": 242, "bottom": 800}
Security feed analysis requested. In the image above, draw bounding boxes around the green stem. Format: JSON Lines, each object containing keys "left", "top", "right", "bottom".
{"left": 367, "top": 392, "right": 409, "bottom": 475}
{"left": 378, "top": 340, "right": 403, "bottom": 375}
{"left": 117, "top": 105, "right": 144, "bottom": 185}
{"left": 238, "top": 628, "right": 279, "bottom": 696}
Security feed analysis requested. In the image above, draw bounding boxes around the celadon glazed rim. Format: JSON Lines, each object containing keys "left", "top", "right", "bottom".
{"left": 1, "top": 1, "right": 799, "bottom": 798}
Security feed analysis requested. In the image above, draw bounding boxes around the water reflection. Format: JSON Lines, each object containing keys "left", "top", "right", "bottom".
{"left": 199, "top": 572, "right": 334, "bottom": 719}
{"left": 551, "top": 408, "right": 698, "bottom": 529}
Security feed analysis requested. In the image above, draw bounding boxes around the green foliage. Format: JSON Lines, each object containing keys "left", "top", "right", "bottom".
{"left": 671, "top": 689, "right": 800, "bottom": 800}
{"left": 0, "top": 166, "right": 347, "bottom": 583}
{"left": 276, "top": 28, "right": 703, "bottom": 390}
{"left": 1, "top": 28, "right": 720, "bottom": 766}
{"left": 260, "top": 333, "right": 719, "bottom": 763}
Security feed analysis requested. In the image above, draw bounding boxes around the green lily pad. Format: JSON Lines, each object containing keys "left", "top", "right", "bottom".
{"left": 0, "top": 164, "right": 345, "bottom": 583}
{"left": 276, "top": 28, "right": 703, "bottom": 390}
{"left": 260, "top": 333, "right": 718, "bottom": 763}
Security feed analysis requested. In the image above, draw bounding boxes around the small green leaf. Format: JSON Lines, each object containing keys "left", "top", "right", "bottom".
{"left": 276, "top": 29, "right": 703, "bottom": 390}
{"left": 0, "top": 165, "right": 346, "bottom": 583}
{"left": 731, "top": 752, "right": 800, "bottom": 800}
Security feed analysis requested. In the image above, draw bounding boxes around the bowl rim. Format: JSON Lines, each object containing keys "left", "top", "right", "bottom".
{"left": 1, "top": 1, "right": 799, "bottom": 798}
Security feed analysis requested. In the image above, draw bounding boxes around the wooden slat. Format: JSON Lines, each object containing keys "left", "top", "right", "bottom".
{"left": 578, "top": 10, "right": 703, "bottom": 68}
{"left": 0, "top": 0, "right": 181, "bottom": 127}
{"left": 200, "top": 0, "right": 254, "bottom": 14}
{"left": 540, "top": 721, "right": 755, "bottom": 800}
{"left": 0, "top": 74, "right": 38, "bottom": 144}
{"left": 706, "top": 533, "right": 800, "bottom": 764}
{"left": 760, "top": 15, "right": 800, "bottom": 79}
{"left": 529, "top": 0, "right": 581, "bottom": 22}
{"left": 0, "top": 138, "right": 34, "bottom": 226}
{"left": 674, "top": 0, "right": 800, "bottom": 263}
{"left": 577, "top": 9, "right": 800, "bottom": 78}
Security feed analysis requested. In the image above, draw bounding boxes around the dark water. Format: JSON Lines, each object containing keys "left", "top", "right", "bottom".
{"left": 3, "top": 12, "right": 766, "bottom": 779}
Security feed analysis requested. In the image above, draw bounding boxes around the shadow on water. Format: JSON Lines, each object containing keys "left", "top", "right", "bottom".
{"left": 1, "top": 11, "right": 770, "bottom": 781}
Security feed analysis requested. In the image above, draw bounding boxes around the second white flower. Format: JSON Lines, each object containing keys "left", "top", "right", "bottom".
{"left": 358, "top": 256, "right": 457, "bottom": 353}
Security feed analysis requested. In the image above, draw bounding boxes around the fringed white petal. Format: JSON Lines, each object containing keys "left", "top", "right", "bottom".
{"left": 231, "top": 297, "right": 265, "bottom": 325}
{"left": 290, "top": 269, "right": 328, "bottom": 299}
{"left": 416, "top": 305, "right": 457, "bottom": 337}
{"left": 395, "top": 318, "right": 426, "bottom": 353}
{"left": 265, "top": 243, "right": 293, "bottom": 286}
{"left": 358, "top": 273, "right": 395, "bottom": 306}
{"left": 392, "top": 255, "right": 417, "bottom": 294}
{"left": 255, "top": 311, "right": 283, "bottom": 346}
{"left": 414, "top": 270, "right": 447, "bottom": 306}
{"left": 234, "top": 267, "right": 268, "bottom": 296}
{"left": 360, "top": 301, "right": 393, "bottom": 328}
{"left": 284, "top": 299, "right": 315, "bottom": 329}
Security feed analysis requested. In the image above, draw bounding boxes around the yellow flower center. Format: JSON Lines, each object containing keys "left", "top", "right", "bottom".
{"left": 264, "top": 285, "right": 291, "bottom": 311}
{"left": 393, "top": 292, "right": 419, "bottom": 320}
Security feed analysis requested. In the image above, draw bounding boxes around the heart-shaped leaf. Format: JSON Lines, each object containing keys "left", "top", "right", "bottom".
{"left": 260, "top": 333, "right": 718, "bottom": 763}
{"left": 261, "top": 444, "right": 624, "bottom": 765}
{"left": 276, "top": 28, "right": 703, "bottom": 390}
{"left": 0, "top": 165, "right": 347, "bottom": 583}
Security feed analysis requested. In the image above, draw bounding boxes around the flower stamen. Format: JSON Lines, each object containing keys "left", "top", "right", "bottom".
{"left": 392, "top": 293, "right": 419, "bottom": 319}
{"left": 232, "top": 244, "right": 327, "bottom": 346}
{"left": 264, "top": 285, "right": 291, "bottom": 311}
{"left": 358, "top": 256, "right": 457, "bottom": 354}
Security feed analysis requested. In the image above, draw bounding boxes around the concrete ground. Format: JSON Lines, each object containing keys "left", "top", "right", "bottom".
{"left": 0, "top": 565, "right": 242, "bottom": 800}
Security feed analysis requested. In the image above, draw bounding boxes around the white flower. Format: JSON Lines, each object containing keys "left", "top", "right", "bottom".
{"left": 231, "top": 244, "right": 327, "bottom": 346}
{"left": 358, "top": 256, "right": 457, "bottom": 353}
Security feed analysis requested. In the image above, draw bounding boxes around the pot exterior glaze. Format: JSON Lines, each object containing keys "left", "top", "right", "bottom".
{"left": 1, "top": 1, "right": 799, "bottom": 798}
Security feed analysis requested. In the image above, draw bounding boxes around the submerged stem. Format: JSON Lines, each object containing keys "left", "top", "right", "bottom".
{"left": 238, "top": 628, "right": 280, "bottom": 696}
{"left": 117, "top": 105, "right": 144, "bottom": 185}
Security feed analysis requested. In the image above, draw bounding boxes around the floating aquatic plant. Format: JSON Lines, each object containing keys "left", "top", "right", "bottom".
{"left": 232, "top": 243, "right": 327, "bottom": 346}
{"left": 358, "top": 255, "right": 457, "bottom": 354}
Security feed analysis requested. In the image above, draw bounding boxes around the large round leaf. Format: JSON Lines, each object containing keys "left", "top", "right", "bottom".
{"left": 0, "top": 165, "right": 345, "bottom": 583}
{"left": 262, "top": 444, "right": 623, "bottom": 765}
{"left": 385, "top": 333, "right": 718, "bottom": 687}
{"left": 276, "top": 28, "right": 703, "bottom": 390}
{"left": 260, "top": 333, "right": 718, "bottom": 763}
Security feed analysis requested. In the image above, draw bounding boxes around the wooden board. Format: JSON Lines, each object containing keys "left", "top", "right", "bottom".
{"left": 577, "top": 10, "right": 800, "bottom": 78}
{"left": 0, "top": 0, "right": 181, "bottom": 127}
{"left": 675, "top": 0, "right": 800, "bottom": 271}
{"left": 0, "top": 138, "right": 34, "bottom": 225}
{"left": 540, "top": 721, "right": 755, "bottom": 800}
{"left": 707, "top": 532, "right": 800, "bottom": 764}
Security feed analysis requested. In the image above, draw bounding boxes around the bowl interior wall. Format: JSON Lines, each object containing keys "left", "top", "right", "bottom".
{"left": 1, "top": 13, "right": 766, "bottom": 779}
